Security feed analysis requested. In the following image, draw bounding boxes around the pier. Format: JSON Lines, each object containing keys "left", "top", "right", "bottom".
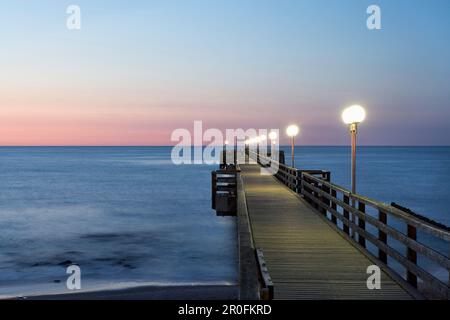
{"left": 213, "top": 150, "right": 450, "bottom": 300}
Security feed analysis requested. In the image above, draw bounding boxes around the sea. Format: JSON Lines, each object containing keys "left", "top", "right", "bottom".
{"left": 0, "top": 146, "right": 449, "bottom": 297}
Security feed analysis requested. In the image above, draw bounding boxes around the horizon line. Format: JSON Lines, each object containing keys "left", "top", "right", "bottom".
{"left": 1, "top": 145, "right": 450, "bottom": 148}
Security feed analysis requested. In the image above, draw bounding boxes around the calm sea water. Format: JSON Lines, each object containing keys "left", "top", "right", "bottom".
{"left": 0, "top": 147, "right": 236, "bottom": 297}
{"left": 0, "top": 146, "right": 449, "bottom": 296}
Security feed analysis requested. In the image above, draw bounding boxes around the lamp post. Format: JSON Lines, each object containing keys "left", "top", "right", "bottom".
{"left": 223, "top": 139, "right": 229, "bottom": 166}
{"left": 341, "top": 105, "right": 366, "bottom": 195}
{"left": 244, "top": 140, "right": 250, "bottom": 163}
{"left": 268, "top": 131, "right": 278, "bottom": 157}
{"left": 286, "top": 125, "right": 299, "bottom": 168}
{"left": 255, "top": 136, "right": 264, "bottom": 163}
{"left": 233, "top": 136, "right": 237, "bottom": 165}
{"left": 342, "top": 105, "right": 366, "bottom": 239}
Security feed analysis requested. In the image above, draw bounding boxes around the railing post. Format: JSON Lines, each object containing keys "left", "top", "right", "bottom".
{"left": 285, "top": 168, "right": 289, "bottom": 189}
{"left": 321, "top": 172, "right": 331, "bottom": 216}
{"left": 358, "top": 201, "right": 366, "bottom": 248}
{"left": 234, "top": 137, "right": 237, "bottom": 165}
{"left": 303, "top": 177, "right": 314, "bottom": 205}
{"left": 297, "top": 171, "right": 302, "bottom": 194}
{"left": 289, "top": 169, "right": 294, "bottom": 191}
{"left": 256, "top": 144, "right": 260, "bottom": 164}
{"left": 378, "top": 210, "right": 388, "bottom": 264}
{"left": 351, "top": 198, "right": 356, "bottom": 239}
{"left": 287, "top": 168, "right": 290, "bottom": 189}
{"left": 313, "top": 181, "right": 319, "bottom": 210}
{"left": 222, "top": 145, "right": 226, "bottom": 165}
{"left": 320, "top": 180, "right": 329, "bottom": 216}
{"left": 331, "top": 189, "right": 337, "bottom": 225}
{"left": 407, "top": 224, "right": 418, "bottom": 288}
{"left": 343, "top": 195, "right": 350, "bottom": 235}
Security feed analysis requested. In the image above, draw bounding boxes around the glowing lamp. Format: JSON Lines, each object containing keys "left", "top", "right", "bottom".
{"left": 342, "top": 105, "right": 366, "bottom": 125}
{"left": 286, "top": 125, "right": 299, "bottom": 137}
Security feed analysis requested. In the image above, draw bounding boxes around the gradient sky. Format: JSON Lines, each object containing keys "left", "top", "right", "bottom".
{"left": 1, "top": 0, "right": 449, "bottom": 146}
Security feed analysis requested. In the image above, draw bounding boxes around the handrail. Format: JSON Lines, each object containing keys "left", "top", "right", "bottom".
{"left": 247, "top": 149, "right": 450, "bottom": 299}
{"left": 303, "top": 172, "right": 450, "bottom": 242}
{"left": 247, "top": 150, "right": 330, "bottom": 191}
{"left": 303, "top": 181, "right": 450, "bottom": 266}
{"left": 301, "top": 172, "right": 450, "bottom": 299}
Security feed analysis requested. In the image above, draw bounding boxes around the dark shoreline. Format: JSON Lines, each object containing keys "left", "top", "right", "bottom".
{"left": 12, "top": 285, "right": 238, "bottom": 300}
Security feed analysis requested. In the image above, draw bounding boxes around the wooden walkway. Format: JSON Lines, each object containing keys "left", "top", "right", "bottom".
{"left": 240, "top": 164, "right": 413, "bottom": 300}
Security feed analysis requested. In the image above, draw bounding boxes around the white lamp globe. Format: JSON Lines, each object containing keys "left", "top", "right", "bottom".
{"left": 268, "top": 131, "right": 278, "bottom": 141}
{"left": 342, "top": 105, "right": 366, "bottom": 125}
{"left": 286, "top": 125, "right": 300, "bottom": 137}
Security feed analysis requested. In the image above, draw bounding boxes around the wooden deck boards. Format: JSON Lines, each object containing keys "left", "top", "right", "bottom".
{"left": 240, "top": 164, "right": 412, "bottom": 300}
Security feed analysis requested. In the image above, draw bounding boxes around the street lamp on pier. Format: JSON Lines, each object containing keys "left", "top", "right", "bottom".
{"left": 341, "top": 105, "right": 366, "bottom": 195}
{"left": 286, "top": 125, "right": 300, "bottom": 168}
{"left": 268, "top": 131, "right": 278, "bottom": 157}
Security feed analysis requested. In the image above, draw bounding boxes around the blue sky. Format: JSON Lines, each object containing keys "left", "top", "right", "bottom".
{"left": 0, "top": 0, "right": 449, "bottom": 145}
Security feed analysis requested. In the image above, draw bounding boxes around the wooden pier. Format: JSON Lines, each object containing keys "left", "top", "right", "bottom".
{"left": 239, "top": 164, "right": 412, "bottom": 299}
{"left": 215, "top": 149, "right": 450, "bottom": 300}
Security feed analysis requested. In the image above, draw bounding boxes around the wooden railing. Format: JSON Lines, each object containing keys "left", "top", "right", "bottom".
{"left": 301, "top": 173, "right": 450, "bottom": 299}
{"left": 249, "top": 149, "right": 450, "bottom": 299}
{"left": 249, "top": 150, "right": 330, "bottom": 193}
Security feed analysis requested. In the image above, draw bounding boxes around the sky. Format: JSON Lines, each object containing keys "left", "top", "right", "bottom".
{"left": 0, "top": 0, "right": 449, "bottom": 146}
